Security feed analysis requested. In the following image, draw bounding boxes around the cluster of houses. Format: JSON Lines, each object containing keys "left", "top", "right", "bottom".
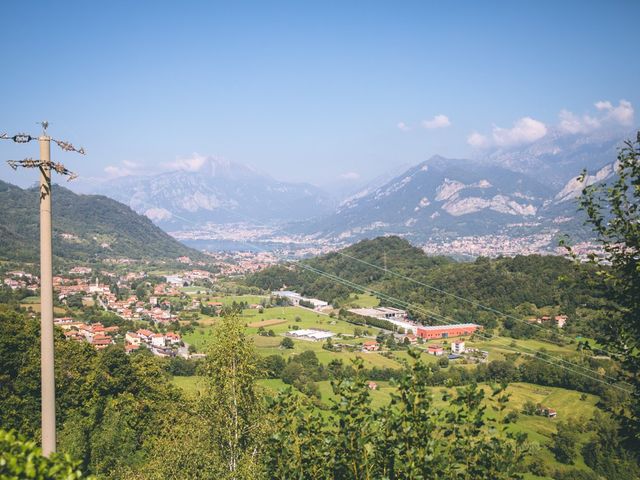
{"left": 54, "top": 316, "right": 184, "bottom": 357}
{"left": 426, "top": 340, "right": 467, "bottom": 357}
{"left": 3, "top": 270, "right": 39, "bottom": 291}
{"left": 271, "top": 291, "right": 329, "bottom": 310}
{"left": 527, "top": 315, "right": 568, "bottom": 328}
{"left": 54, "top": 318, "right": 118, "bottom": 349}
{"left": 124, "top": 329, "right": 182, "bottom": 356}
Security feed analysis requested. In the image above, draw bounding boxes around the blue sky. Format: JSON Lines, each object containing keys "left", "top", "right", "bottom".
{"left": 0, "top": 0, "right": 638, "bottom": 188}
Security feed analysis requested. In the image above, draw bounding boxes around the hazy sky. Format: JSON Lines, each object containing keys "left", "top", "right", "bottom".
{"left": 0, "top": 0, "right": 638, "bottom": 189}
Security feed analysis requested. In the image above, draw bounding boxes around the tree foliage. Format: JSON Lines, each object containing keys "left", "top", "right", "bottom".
{"left": 0, "top": 429, "right": 91, "bottom": 479}
{"left": 576, "top": 131, "right": 640, "bottom": 443}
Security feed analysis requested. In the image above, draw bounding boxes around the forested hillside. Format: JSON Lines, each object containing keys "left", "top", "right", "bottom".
{"left": 0, "top": 180, "right": 203, "bottom": 263}
{"left": 247, "top": 236, "right": 606, "bottom": 335}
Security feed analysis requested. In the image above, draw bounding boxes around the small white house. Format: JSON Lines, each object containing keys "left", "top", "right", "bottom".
{"left": 151, "top": 333, "right": 165, "bottom": 348}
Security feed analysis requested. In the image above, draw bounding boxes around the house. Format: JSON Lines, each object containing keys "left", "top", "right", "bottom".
{"left": 404, "top": 334, "right": 418, "bottom": 345}
{"left": 451, "top": 340, "right": 465, "bottom": 354}
{"left": 554, "top": 315, "right": 568, "bottom": 328}
{"left": 538, "top": 406, "right": 557, "bottom": 418}
{"left": 416, "top": 323, "right": 481, "bottom": 340}
{"left": 151, "top": 333, "right": 166, "bottom": 348}
{"left": 165, "top": 332, "right": 182, "bottom": 345}
{"left": 136, "top": 329, "right": 154, "bottom": 342}
{"left": 125, "top": 344, "right": 140, "bottom": 354}
{"left": 362, "top": 340, "right": 380, "bottom": 352}
{"left": 427, "top": 345, "right": 444, "bottom": 356}
{"left": 91, "top": 334, "right": 113, "bottom": 350}
{"left": 125, "top": 332, "right": 141, "bottom": 346}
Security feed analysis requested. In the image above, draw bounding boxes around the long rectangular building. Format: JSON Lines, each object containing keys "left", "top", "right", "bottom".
{"left": 416, "top": 323, "right": 480, "bottom": 340}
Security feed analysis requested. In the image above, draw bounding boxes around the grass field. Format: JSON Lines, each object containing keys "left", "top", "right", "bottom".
{"left": 172, "top": 290, "right": 606, "bottom": 479}
{"left": 341, "top": 293, "right": 380, "bottom": 308}
{"left": 247, "top": 318, "right": 288, "bottom": 328}
{"left": 21, "top": 303, "right": 67, "bottom": 315}
{"left": 208, "top": 294, "right": 268, "bottom": 306}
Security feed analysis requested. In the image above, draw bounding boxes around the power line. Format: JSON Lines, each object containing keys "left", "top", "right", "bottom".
{"left": 294, "top": 262, "right": 632, "bottom": 394}
{"left": 124, "top": 191, "right": 632, "bottom": 393}
{"left": 334, "top": 250, "right": 621, "bottom": 359}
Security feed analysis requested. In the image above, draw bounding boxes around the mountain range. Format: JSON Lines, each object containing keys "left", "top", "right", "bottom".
{"left": 77, "top": 129, "right": 631, "bottom": 250}
{"left": 0, "top": 180, "right": 203, "bottom": 264}
{"left": 292, "top": 129, "right": 628, "bottom": 244}
{"left": 87, "top": 158, "right": 334, "bottom": 230}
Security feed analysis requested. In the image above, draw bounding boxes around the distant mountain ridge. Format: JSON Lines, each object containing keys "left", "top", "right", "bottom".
{"left": 0, "top": 179, "right": 203, "bottom": 263}
{"left": 296, "top": 131, "right": 629, "bottom": 244}
{"left": 77, "top": 130, "right": 631, "bottom": 252}
{"left": 89, "top": 156, "right": 334, "bottom": 230}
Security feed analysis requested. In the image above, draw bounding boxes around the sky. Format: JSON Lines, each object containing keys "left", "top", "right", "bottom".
{"left": 0, "top": 0, "right": 638, "bottom": 190}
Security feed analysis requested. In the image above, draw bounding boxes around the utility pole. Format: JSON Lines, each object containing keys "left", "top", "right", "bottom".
{"left": 1, "top": 122, "right": 83, "bottom": 456}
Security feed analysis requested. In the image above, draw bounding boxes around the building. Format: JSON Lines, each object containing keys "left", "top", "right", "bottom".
{"left": 151, "top": 333, "right": 166, "bottom": 348}
{"left": 287, "top": 329, "right": 334, "bottom": 341}
{"left": 165, "top": 332, "right": 182, "bottom": 345}
{"left": 362, "top": 340, "right": 380, "bottom": 352}
{"left": 348, "top": 307, "right": 416, "bottom": 333}
{"left": 272, "top": 290, "right": 302, "bottom": 305}
{"left": 404, "top": 334, "right": 418, "bottom": 345}
{"left": 136, "top": 329, "right": 154, "bottom": 342}
{"left": 427, "top": 345, "right": 444, "bottom": 356}
{"left": 451, "top": 340, "right": 465, "bottom": 354}
{"left": 125, "top": 332, "right": 141, "bottom": 346}
{"left": 538, "top": 406, "right": 557, "bottom": 418}
{"left": 416, "top": 323, "right": 480, "bottom": 340}
{"left": 554, "top": 315, "right": 567, "bottom": 328}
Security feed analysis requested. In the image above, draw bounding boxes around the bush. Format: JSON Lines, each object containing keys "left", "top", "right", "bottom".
{"left": 280, "top": 337, "right": 294, "bottom": 349}
{"left": 0, "top": 429, "right": 91, "bottom": 479}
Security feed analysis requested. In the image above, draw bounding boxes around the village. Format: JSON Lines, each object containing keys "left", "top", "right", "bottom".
{"left": 3, "top": 264, "right": 570, "bottom": 428}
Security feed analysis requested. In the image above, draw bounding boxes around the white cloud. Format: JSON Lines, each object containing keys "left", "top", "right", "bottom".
{"left": 339, "top": 171, "right": 360, "bottom": 181}
{"left": 602, "top": 99, "right": 634, "bottom": 126}
{"left": 559, "top": 99, "right": 634, "bottom": 134}
{"left": 467, "top": 117, "right": 547, "bottom": 149}
{"left": 594, "top": 100, "right": 613, "bottom": 111}
{"left": 492, "top": 117, "right": 548, "bottom": 147}
{"left": 104, "top": 160, "right": 143, "bottom": 178}
{"left": 467, "top": 132, "right": 490, "bottom": 148}
{"left": 422, "top": 114, "right": 451, "bottom": 129}
{"left": 163, "top": 153, "right": 208, "bottom": 172}
{"left": 558, "top": 109, "right": 601, "bottom": 134}
{"left": 397, "top": 121, "right": 410, "bottom": 131}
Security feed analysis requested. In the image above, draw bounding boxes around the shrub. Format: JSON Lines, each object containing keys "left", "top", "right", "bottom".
{"left": 0, "top": 429, "right": 91, "bottom": 479}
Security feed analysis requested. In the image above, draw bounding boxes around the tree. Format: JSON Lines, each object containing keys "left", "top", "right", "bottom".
{"left": 576, "top": 132, "right": 640, "bottom": 443}
{"left": 551, "top": 421, "right": 579, "bottom": 464}
{"left": 200, "top": 314, "right": 266, "bottom": 478}
{"left": 280, "top": 337, "right": 294, "bottom": 349}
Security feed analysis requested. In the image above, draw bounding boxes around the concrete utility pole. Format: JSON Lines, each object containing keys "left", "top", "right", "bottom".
{"left": 1, "top": 122, "right": 83, "bottom": 456}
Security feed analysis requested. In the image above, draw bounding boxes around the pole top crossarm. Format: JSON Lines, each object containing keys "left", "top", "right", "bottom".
{"left": 2, "top": 121, "right": 85, "bottom": 180}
